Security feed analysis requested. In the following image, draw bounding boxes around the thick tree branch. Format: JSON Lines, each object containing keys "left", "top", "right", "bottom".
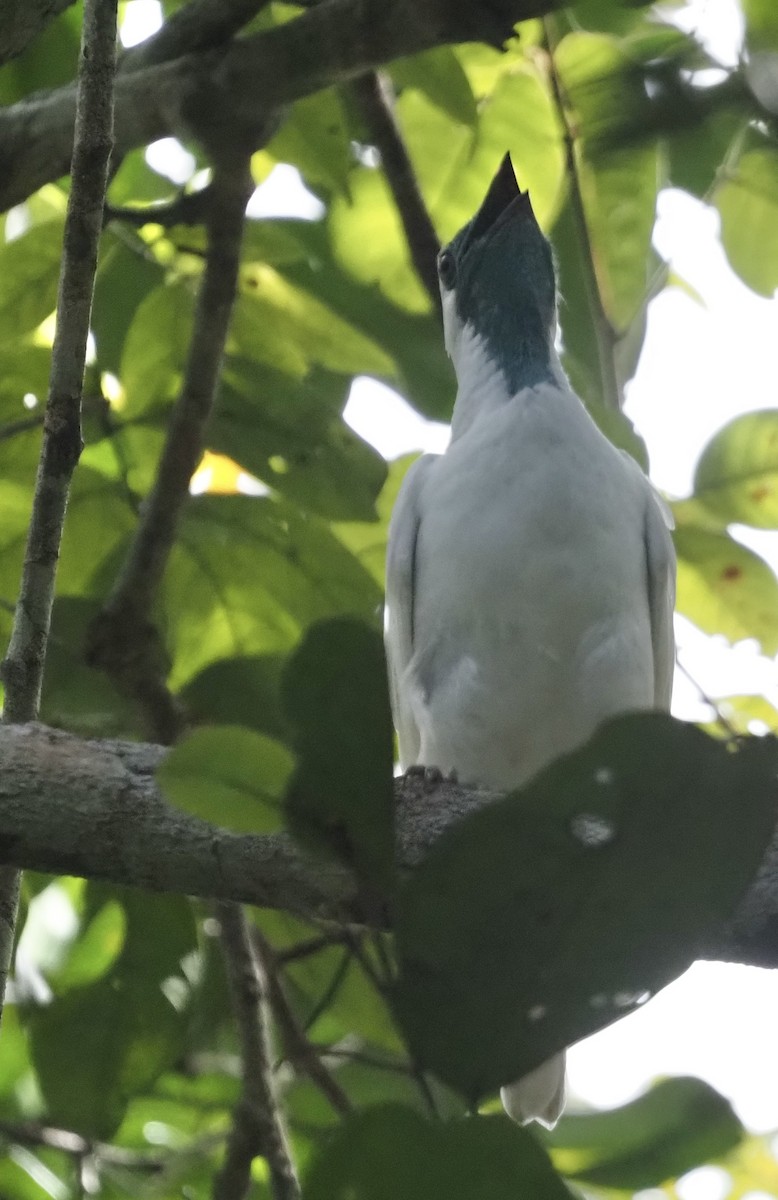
{"left": 0, "top": 0, "right": 559, "bottom": 214}
{"left": 0, "top": 0, "right": 77, "bottom": 67}
{"left": 214, "top": 903, "right": 300, "bottom": 1200}
{"left": 351, "top": 71, "right": 441, "bottom": 310}
{"left": 0, "top": 0, "right": 117, "bottom": 1025}
{"left": 0, "top": 724, "right": 777, "bottom": 972}
{"left": 86, "top": 162, "right": 253, "bottom": 742}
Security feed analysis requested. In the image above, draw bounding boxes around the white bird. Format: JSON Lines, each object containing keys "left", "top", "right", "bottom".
{"left": 384, "top": 153, "right": 676, "bottom": 1126}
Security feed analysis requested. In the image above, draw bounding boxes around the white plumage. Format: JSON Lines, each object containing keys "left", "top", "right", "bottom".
{"left": 384, "top": 156, "right": 675, "bottom": 1125}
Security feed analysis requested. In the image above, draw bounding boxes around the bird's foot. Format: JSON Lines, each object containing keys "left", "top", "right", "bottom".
{"left": 404, "top": 764, "right": 458, "bottom": 791}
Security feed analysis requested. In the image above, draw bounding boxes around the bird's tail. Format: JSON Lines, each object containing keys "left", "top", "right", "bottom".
{"left": 500, "top": 1052, "right": 566, "bottom": 1129}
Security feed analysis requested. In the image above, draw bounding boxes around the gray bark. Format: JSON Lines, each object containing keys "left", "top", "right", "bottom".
{"left": 0, "top": 723, "right": 776, "bottom": 969}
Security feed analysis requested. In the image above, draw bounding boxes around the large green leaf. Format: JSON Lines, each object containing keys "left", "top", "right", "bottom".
{"left": 302, "top": 1105, "right": 572, "bottom": 1200}
{"left": 391, "top": 47, "right": 478, "bottom": 127}
{"left": 120, "top": 280, "right": 196, "bottom": 416}
{"left": 161, "top": 494, "right": 382, "bottom": 688}
{"left": 715, "top": 148, "right": 778, "bottom": 297}
{"left": 283, "top": 618, "right": 395, "bottom": 894}
{"left": 556, "top": 32, "right": 659, "bottom": 330}
{"left": 674, "top": 525, "right": 778, "bottom": 654}
{"left": 743, "top": 0, "right": 778, "bottom": 52}
{"left": 214, "top": 360, "right": 387, "bottom": 520}
{"left": 269, "top": 87, "right": 353, "bottom": 194}
{"left": 0, "top": 220, "right": 64, "bottom": 343}
{"left": 29, "top": 889, "right": 197, "bottom": 1139}
{"left": 158, "top": 725, "right": 292, "bottom": 834}
{"left": 181, "top": 653, "right": 292, "bottom": 743}
{"left": 546, "top": 1077, "right": 744, "bottom": 1188}
{"left": 234, "top": 266, "right": 393, "bottom": 379}
{"left": 693, "top": 409, "right": 778, "bottom": 528}
{"left": 393, "top": 715, "right": 776, "bottom": 1101}
{"left": 0, "top": 343, "right": 51, "bottom": 420}
{"left": 277, "top": 219, "right": 453, "bottom": 420}
{"left": 92, "top": 233, "right": 166, "bottom": 374}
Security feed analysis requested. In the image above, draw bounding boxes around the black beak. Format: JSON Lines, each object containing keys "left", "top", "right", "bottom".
{"left": 469, "top": 153, "right": 535, "bottom": 243}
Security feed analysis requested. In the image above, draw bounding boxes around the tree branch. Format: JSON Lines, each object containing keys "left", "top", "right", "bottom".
{"left": 0, "top": 0, "right": 559, "bottom": 214}
{"left": 213, "top": 903, "right": 300, "bottom": 1200}
{"left": 254, "top": 927, "right": 352, "bottom": 1117}
{"left": 0, "top": 724, "right": 777, "bottom": 973}
{"left": 350, "top": 71, "right": 441, "bottom": 310}
{"left": 0, "top": 0, "right": 77, "bottom": 67}
{"left": 86, "top": 162, "right": 253, "bottom": 743}
{"left": 0, "top": 0, "right": 117, "bottom": 1025}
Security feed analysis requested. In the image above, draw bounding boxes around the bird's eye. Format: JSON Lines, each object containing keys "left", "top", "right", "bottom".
{"left": 437, "top": 249, "right": 457, "bottom": 289}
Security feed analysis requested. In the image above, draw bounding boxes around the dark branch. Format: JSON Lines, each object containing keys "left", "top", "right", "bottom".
{"left": 86, "top": 163, "right": 253, "bottom": 743}
{"left": 0, "top": 0, "right": 559, "bottom": 213}
{"left": 0, "top": 724, "right": 777, "bottom": 972}
{"left": 214, "top": 904, "right": 300, "bottom": 1200}
{"left": 350, "top": 71, "right": 441, "bottom": 310}
{"left": 0, "top": 0, "right": 117, "bottom": 1026}
{"left": 0, "top": 0, "right": 77, "bottom": 67}
{"left": 255, "top": 928, "right": 352, "bottom": 1117}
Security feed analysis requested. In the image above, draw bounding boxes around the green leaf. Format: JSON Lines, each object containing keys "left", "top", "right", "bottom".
{"left": 181, "top": 654, "right": 292, "bottom": 743}
{"left": 234, "top": 266, "right": 394, "bottom": 379}
{"left": 393, "top": 715, "right": 777, "bottom": 1101}
{"left": 556, "top": 32, "right": 659, "bottom": 329}
{"left": 92, "top": 233, "right": 166, "bottom": 373}
{"left": 0, "top": 343, "right": 51, "bottom": 421}
{"left": 283, "top": 618, "right": 395, "bottom": 893}
{"left": 279, "top": 219, "right": 453, "bottom": 420}
{"left": 215, "top": 360, "right": 387, "bottom": 520}
{"left": 0, "top": 221, "right": 64, "bottom": 343}
{"left": 715, "top": 149, "right": 778, "bottom": 297}
{"left": 158, "top": 725, "right": 292, "bottom": 834}
{"left": 49, "top": 901, "right": 127, "bottom": 993}
{"left": 546, "top": 1077, "right": 744, "bottom": 1188}
{"left": 29, "top": 889, "right": 197, "bottom": 1139}
{"left": 30, "top": 980, "right": 177, "bottom": 1138}
{"left": 40, "top": 597, "right": 145, "bottom": 739}
{"left": 120, "top": 280, "right": 195, "bottom": 416}
{"left": 693, "top": 410, "right": 778, "bottom": 528}
{"left": 269, "top": 88, "right": 353, "bottom": 193}
{"left": 163, "top": 494, "right": 382, "bottom": 687}
{"left": 743, "top": 0, "right": 778, "bottom": 53}
{"left": 674, "top": 525, "right": 778, "bottom": 654}
{"left": 302, "top": 1105, "right": 572, "bottom": 1200}
{"left": 391, "top": 47, "right": 478, "bottom": 127}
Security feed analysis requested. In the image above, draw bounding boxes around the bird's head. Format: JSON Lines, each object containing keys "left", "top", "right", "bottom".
{"left": 438, "top": 154, "right": 557, "bottom": 395}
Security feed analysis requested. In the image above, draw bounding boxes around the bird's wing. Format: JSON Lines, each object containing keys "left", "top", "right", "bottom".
{"left": 643, "top": 483, "right": 677, "bottom": 709}
{"left": 385, "top": 454, "right": 438, "bottom": 767}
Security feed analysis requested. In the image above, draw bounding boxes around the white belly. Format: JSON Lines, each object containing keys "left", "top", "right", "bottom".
{"left": 407, "top": 389, "right": 654, "bottom": 789}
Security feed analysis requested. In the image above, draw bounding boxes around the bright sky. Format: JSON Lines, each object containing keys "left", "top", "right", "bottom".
{"left": 118, "top": 0, "right": 778, "bottom": 1180}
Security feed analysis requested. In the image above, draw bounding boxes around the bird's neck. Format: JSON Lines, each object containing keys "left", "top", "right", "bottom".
{"left": 450, "top": 320, "right": 564, "bottom": 442}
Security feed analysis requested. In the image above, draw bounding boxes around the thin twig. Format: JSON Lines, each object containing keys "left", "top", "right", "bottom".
{"left": 0, "top": 1118, "right": 165, "bottom": 1170}
{"left": 542, "top": 17, "right": 623, "bottom": 412}
{"left": 105, "top": 184, "right": 216, "bottom": 229}
{"left": 86, "top": 160, "right": 252, "bottom": 743}
{"left": 277, "top": 930, "right": 353, "bottom": 965}
{"left": 214, "top": 903, "right": 300, "bottom": 1200}
{"left": 0, "top": 0, "right": 117, "bottom": 1024}
{"left": 254, "top": 928, "right": 352, "bottom": 1117}
{"left": 350, "top": 71, "right": 441, "bottom": 311}
{"left": 676, "top": 653, "right": 739, "bottom": 740}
